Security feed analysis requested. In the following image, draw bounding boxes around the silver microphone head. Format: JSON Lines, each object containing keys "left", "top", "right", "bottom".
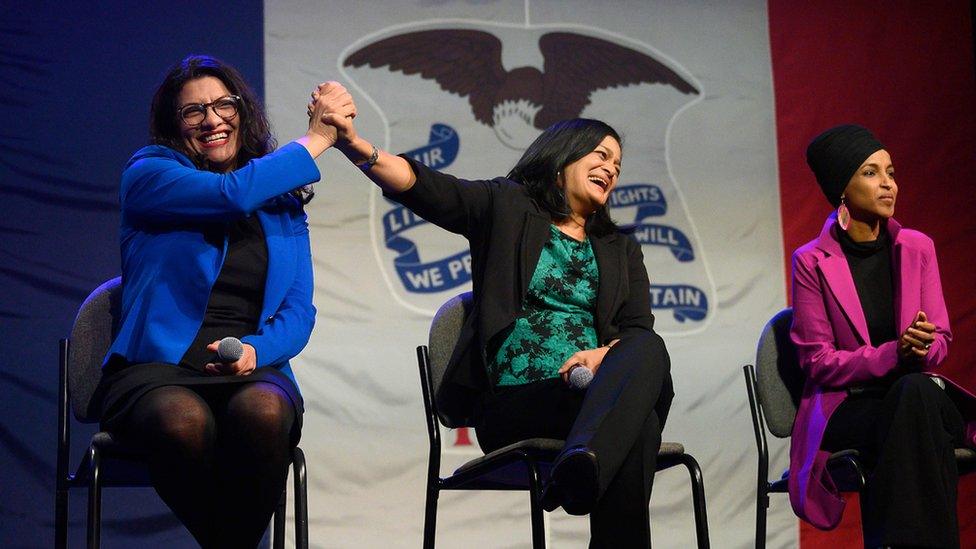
{"left": 568, "top": 365, "right": 593, "bottom": 390}
{"left": 216, "top": 336, "right": 244, "bottom": 363}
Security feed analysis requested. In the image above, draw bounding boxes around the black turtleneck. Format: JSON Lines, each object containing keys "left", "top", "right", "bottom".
{"left": 838, "top": 226, "right": 896, "bottom": 346}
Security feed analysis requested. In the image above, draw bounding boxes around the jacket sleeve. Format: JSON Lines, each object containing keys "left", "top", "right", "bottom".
{"left": 789, "top": 249, "right": 900, "bottom": 387}
{"left": 121, "top": 143, "right": 320, "bottom": 224}
{"left": 242, "top": 208, "right": 316, "bottom": 368}
{"left": 608, "top": 236, "right": 656, "bottom": 342}
{"left": 383, "top": 156, "right": 496, "bottom": 238}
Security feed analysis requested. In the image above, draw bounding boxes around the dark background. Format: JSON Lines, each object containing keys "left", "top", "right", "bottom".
{"left": 0, "top": 2, "right": 262, "bottom": 546}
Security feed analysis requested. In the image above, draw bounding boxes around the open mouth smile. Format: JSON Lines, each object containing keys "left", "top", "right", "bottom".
{"left": 588, "top": 175, "right": 610, "bottom": 191}
{"left": 199, "top": 131, "right": 230, "bottom": 148}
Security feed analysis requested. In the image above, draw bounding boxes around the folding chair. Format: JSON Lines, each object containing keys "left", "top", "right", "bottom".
{"left": 743, "top": 307, "right": 976, "bottom": 548}
{"left": 418, "top": 292, "right": 710, "bottom": 548}
{"left": 55, "top": 277, "right": 309, "bottom": 548}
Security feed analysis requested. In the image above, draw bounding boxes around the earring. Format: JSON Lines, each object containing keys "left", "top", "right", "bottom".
{"left": 837, "top": 196, "right": 851, "bottom": 231}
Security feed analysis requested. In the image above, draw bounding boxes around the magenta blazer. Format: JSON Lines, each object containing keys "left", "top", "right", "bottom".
{"left": 788, "top": 213, "right": 976, "bottom": 529}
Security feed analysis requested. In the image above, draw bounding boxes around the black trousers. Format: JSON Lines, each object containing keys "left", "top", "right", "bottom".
{"left": 822, "top": 373, "right": 965, "bottom": 548}
{"left": 475, "top": 331, "right": 673, "bottom": 549}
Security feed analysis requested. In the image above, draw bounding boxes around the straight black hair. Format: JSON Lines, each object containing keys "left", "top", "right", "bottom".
{"left": 507, "top": 118, "right": 620, "bottom": 236}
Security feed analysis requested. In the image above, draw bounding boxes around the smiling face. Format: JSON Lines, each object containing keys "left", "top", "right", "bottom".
{"left": 844, "top": 149, "right": 897, "bottom": 221}
{"left": 559, "top": 135, "right": 621, "bottom": 217}
{"left": 177, "top": 76, "right": 241, "bottom": 172}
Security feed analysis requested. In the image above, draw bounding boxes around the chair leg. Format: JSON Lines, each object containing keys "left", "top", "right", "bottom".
{"left": 292, "top": 446, "right": 308, "bottom": 549}
{"left": 422, "top": 481, "right": 439, "bottom": 549}
{"left": 755, "top": 484, "right": 768, "bottom": 549}
{"left": 55, "top": 484, "right": 68, "bottom": 549}
{"left": 87, "top": 446, "right": 102, "bottom": 549}
{"left": 526, "top": 460, "right": 546, "bottom": 549}
{"left": 679, "top": 454, "right": 710, "bottom": 549}
{"left": 272, "top": 486, "right": 286, "bottom": 549}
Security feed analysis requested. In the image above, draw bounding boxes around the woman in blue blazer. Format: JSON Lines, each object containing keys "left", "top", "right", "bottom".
{"left": 313, "top": 82, "right": 673, "bottom": 547}
{"left": 97, "top": 55, "right": 352, "bottom": 547}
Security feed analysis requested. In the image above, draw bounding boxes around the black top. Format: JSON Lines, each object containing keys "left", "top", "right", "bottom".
{"left": 180, "top": 215, "right": 268, "bottom": 369}
{"left": 838, "top": 226, "right": 895, "bottom": 346}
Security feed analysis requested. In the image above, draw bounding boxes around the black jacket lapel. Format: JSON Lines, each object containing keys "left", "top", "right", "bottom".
{"left": 518, "top": 211, "right": 552, "bottom": 301}
{"left": 591, "top": 233, "right": 622, "bottom": 340}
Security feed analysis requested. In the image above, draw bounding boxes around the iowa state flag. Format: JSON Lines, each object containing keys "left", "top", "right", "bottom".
{"left": 268, "top": 1, "right": 974, "bottom": 546}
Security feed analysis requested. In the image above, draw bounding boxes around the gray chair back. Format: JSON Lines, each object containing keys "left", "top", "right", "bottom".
{"left": 427, "top": 292, "right": 474, "bottom": 427}
{"left": 754, "top": 308, "right": 804, "bottom": 438}
{"left": 68, "top": 277, "right": 122, "bottom": 422}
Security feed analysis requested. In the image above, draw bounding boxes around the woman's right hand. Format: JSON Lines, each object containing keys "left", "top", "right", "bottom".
{"left": 307, "top": 82, "right": 358, "bottom": 146}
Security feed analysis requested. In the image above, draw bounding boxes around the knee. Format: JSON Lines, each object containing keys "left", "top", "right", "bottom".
{"left": 886, "top": 373, "right": 954, "bottom": 423}
{"left": 892, "top": 373, "right": 944, "bottom": 401}
{"left": 149, "top": 398, "right": 214, "bottom": 454}
{"left": 226, "top": 385, "right": 293, "bottom": 438}
{"left": 615, "top": 331, "right": 670, "bottom": 370}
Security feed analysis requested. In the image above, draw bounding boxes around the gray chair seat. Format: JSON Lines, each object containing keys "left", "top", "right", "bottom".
{"left": 452, "top": 439, "right": 687, "bottom": 488}
{"left": 957, "top": 447, "right": 976, "bottom": 474}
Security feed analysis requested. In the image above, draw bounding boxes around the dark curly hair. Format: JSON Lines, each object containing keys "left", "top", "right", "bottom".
{"left": 507, "top": 118, "right": 620, "bottom": 237}
{"left": 149, "top": 54, "right": 313, "bottom": 204}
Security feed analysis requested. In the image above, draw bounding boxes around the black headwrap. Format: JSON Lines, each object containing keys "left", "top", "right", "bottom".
{"left": 805, "top": 125, "right": 884, "bottom": 207}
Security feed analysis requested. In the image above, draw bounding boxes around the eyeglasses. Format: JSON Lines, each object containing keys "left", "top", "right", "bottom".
{"left": 177, "top": 95, "right": 242, "bottom": 126}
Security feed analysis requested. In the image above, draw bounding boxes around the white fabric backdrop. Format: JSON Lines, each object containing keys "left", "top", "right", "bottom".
{"left": 266, "top": 1, "right": 793, "bottom": 546}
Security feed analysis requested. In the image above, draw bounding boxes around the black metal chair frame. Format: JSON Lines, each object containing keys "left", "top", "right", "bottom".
{"left": 743, "top": 362, "right": 865, "bottom": 549}
{"left": 54, "top": 278, "right": 309, "bottom": 549}
{"left": 743, "top": 307, "right": 976, "bottom": 549}
{"left": 416, "top": 293, "right": 710, "bottom": 548}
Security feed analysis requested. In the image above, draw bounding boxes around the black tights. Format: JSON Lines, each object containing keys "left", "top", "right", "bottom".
{"left": 120, "top": 382, "right": 295, "bottom": 548}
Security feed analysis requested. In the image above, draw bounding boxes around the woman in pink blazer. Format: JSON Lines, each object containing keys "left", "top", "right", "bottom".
{"left": 788, "top": 125, "right": 975, "bottom": 548}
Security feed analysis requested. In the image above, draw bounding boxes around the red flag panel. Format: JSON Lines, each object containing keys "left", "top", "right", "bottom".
{"left": 769, "top": 1, "right": 976, "bottom": 546}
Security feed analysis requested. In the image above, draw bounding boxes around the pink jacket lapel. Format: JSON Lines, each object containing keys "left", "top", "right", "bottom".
{"left": 889, "top": 218, "right": 919, "bottom": 334}
{"left": 814, "top": 215, "right": 871, "bottom": 344}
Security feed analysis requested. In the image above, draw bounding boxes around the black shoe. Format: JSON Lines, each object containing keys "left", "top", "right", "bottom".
{"left": 541, "top": 446, "right": 599, "bottom": 515}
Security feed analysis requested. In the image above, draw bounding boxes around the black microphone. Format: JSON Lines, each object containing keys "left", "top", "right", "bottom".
{"left": 568, "top": 364, "right": 593, "bottom": 390}
{"left": 216, "top": 336, "right": 244, "bottom": 363}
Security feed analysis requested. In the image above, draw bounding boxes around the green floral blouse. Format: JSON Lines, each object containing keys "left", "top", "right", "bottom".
{"left": 487, "top": 224, "right": 600, "bottom": 386}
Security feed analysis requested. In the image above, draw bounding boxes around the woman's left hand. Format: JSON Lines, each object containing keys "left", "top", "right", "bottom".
{"left": 204, "top": 341, "right": 257, "bottom": 376}
{"left": 558, "top": 343, "right": 616, "bottom": 384}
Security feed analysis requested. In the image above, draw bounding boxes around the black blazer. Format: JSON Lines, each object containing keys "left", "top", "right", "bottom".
{"left": 389, "top": 158, "right": 656, "bottom": 426}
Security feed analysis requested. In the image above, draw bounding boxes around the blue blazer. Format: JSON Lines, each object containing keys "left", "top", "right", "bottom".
{"left": 105, "top": 143, "right": 320, "bottom": 385}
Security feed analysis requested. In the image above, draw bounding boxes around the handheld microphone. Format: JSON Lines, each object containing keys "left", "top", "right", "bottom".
{"left": 216, "top": 336, "right": 244, "bottom": 363}
{"left": 568, "top": 364, "right": 593, "bottom": 390}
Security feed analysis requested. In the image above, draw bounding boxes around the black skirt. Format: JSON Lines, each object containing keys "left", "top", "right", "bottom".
{"left": 96, "top": 361, "right": 304, "bottom": 446}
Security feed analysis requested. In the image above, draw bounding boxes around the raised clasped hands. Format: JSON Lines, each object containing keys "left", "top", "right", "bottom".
{"left": 898, "top": 310, "right": 936, "bottom": 364}
{"left": 203, "top": 340, "right": 257, "bottom": 376}
{"left": 306, "top": 81, "right": 357, "bottom": 147}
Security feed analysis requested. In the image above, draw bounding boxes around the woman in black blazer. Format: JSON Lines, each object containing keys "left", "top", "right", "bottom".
{"left": 314, "top": 83, "right": 673, "bottom": 547}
